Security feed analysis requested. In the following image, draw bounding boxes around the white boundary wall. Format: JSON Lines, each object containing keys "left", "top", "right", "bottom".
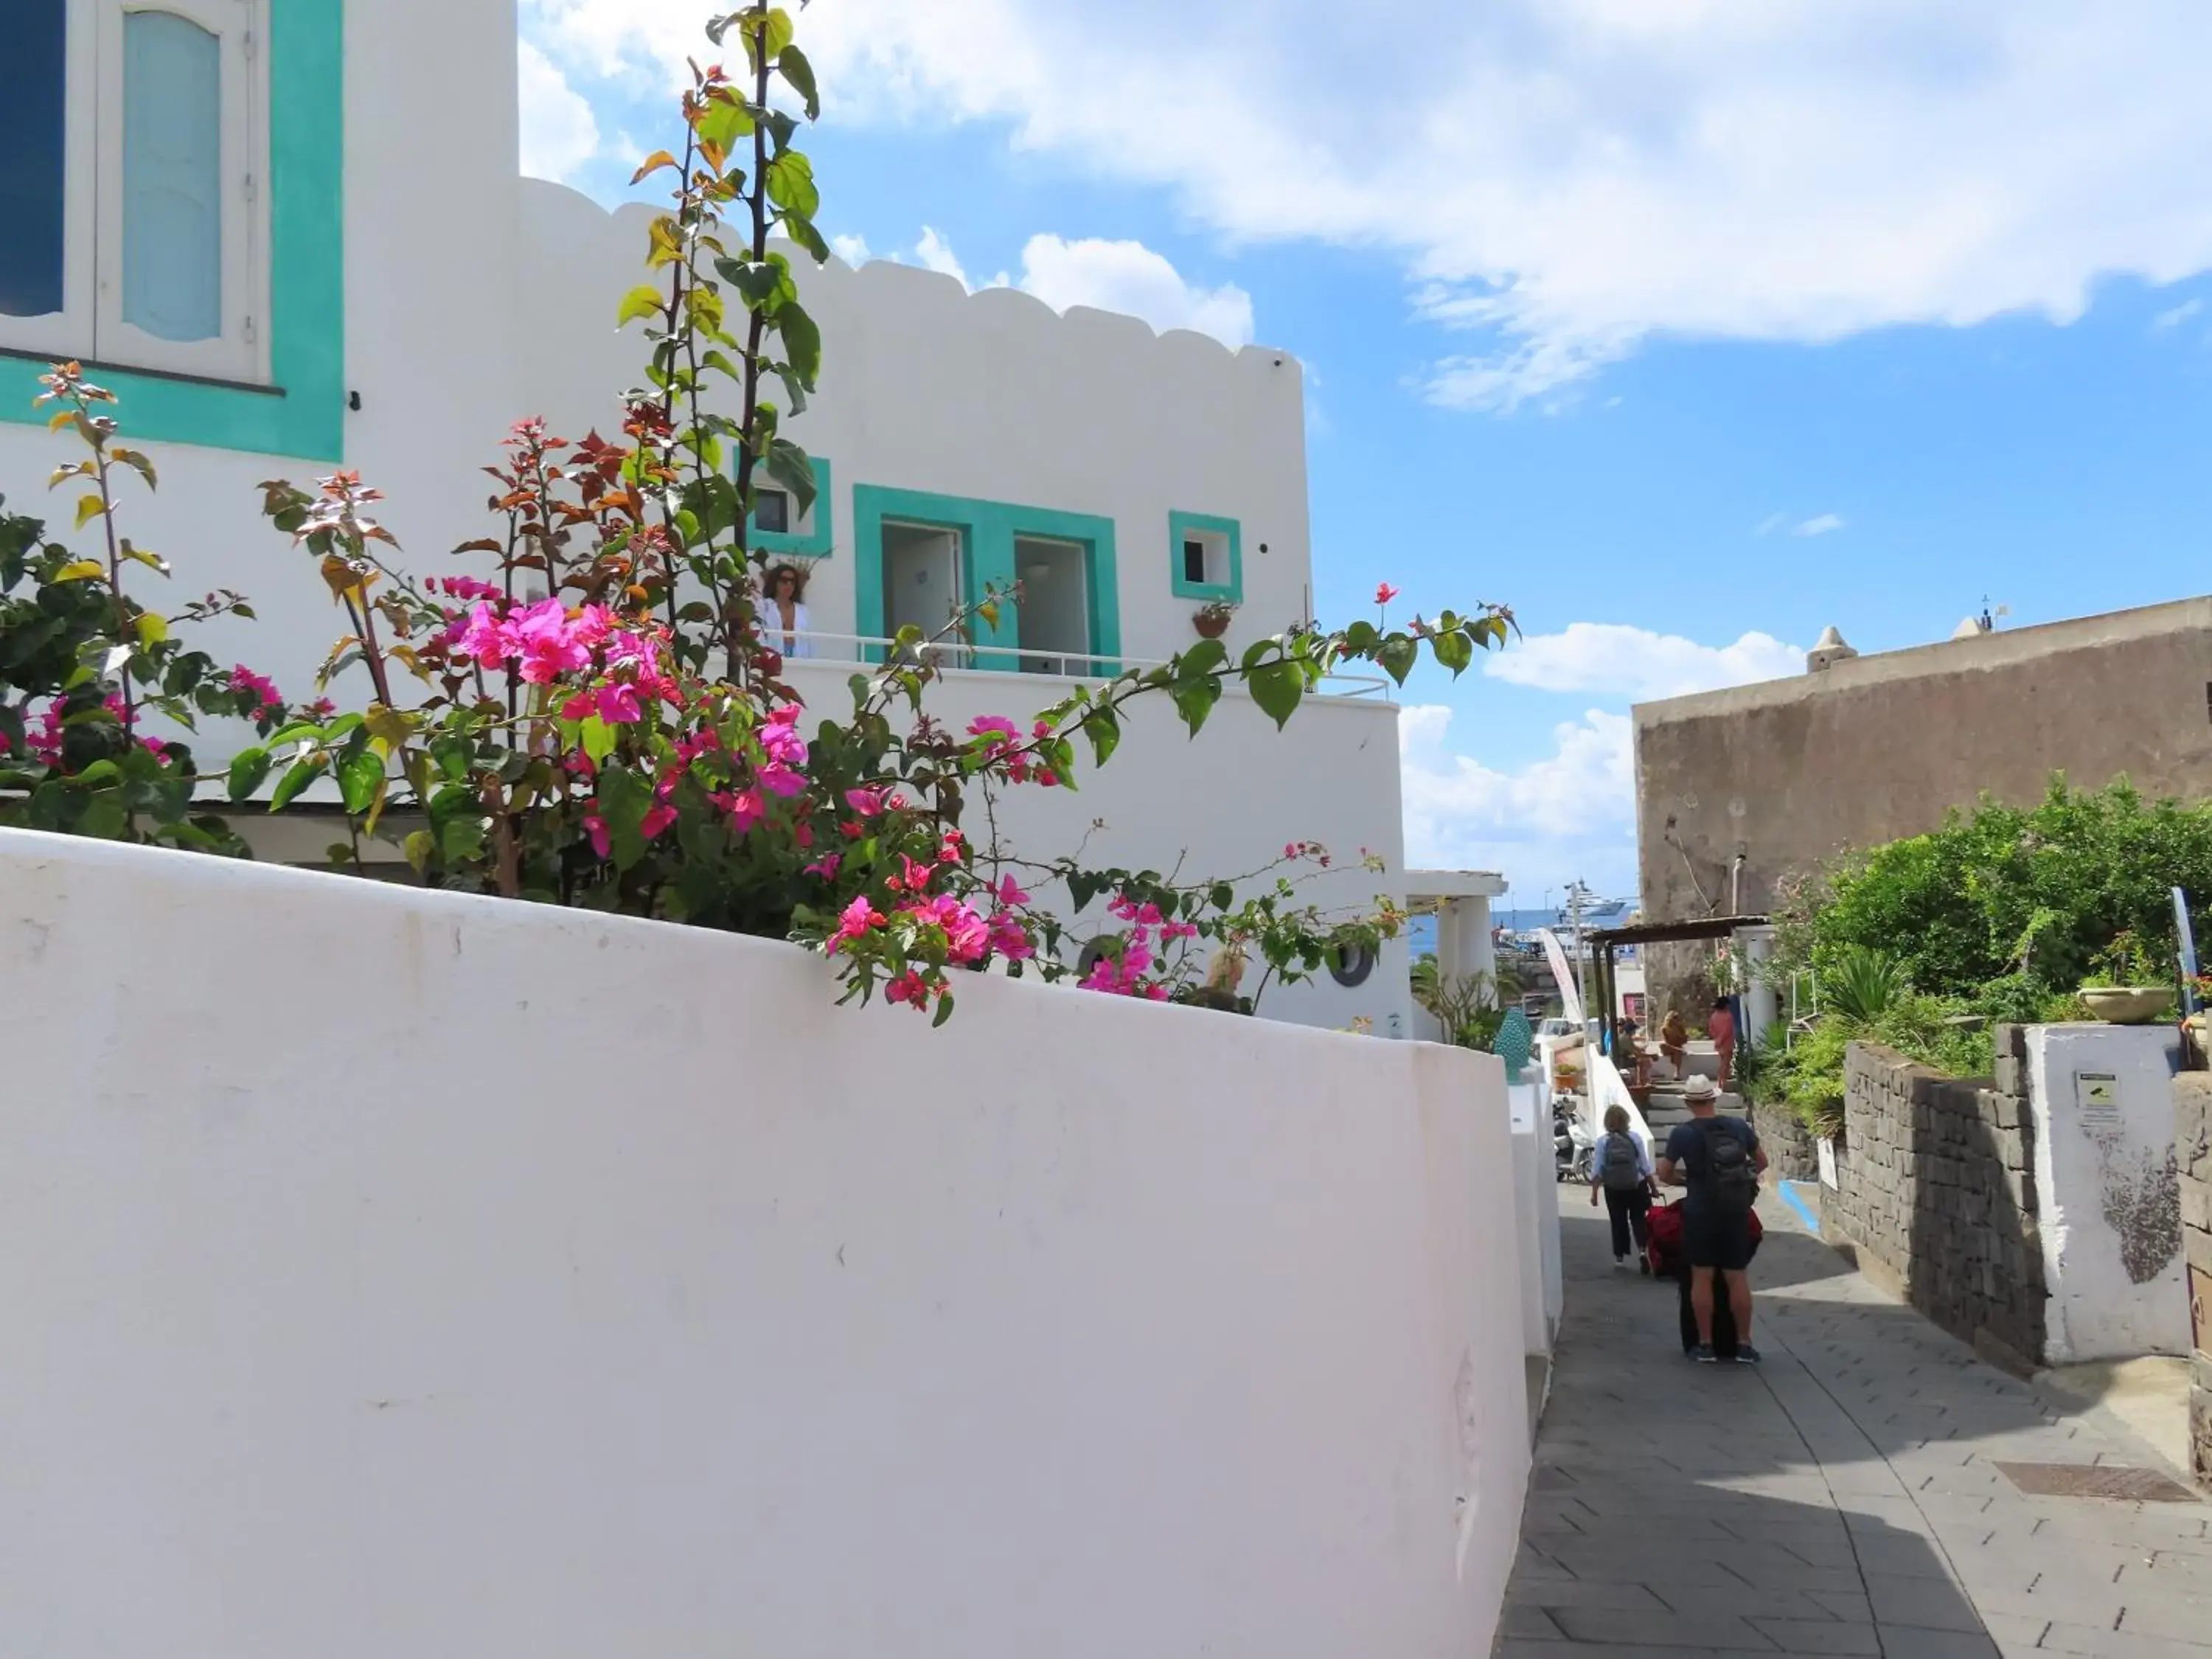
{"left": 2024, "top": 1023, "right": 2192, "bottom": 1363}
{"left": 0, "top": 831, "right": 1530, "bottom": 1658}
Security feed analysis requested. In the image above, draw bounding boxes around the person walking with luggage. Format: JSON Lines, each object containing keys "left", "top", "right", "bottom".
{"left": 1656, "top": 1075, "right": 1768, "bottom": 1364}
{"left": 1588, "top": 1103, "right": 1655, "bottom": 1271}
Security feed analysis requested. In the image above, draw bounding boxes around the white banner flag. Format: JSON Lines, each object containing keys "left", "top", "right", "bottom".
{"left": 1539, "top": 928, "right": 1583, "bottom": 1026}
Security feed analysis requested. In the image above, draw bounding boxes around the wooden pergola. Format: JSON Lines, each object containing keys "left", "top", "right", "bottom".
{"left": 1585, "top": 914, "right": 1768, "bottom": 1059}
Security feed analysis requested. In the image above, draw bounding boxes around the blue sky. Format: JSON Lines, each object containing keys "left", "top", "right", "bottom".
{"left": 518, "top": 1, "right": 2212, "bottom": 908}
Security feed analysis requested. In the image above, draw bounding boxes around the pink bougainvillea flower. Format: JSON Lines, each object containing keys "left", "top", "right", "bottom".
{"left": 560, "top": 692, "right": 597, "bottom": 723}
{"left": 844, "top": 787, "right": 888, "bottom": 818}
{"left": 992, "top": 874, "right": 1030, "bottom": 909}
{"left": 641, "top": 804, "right": 678, "bottom": 841}
{"left": 221, "top": 666, "right": 283, "bottom": 714}
{"left": 828, "top": 894, "right": 888, "bottom": 956}
{"left": 585, "top": 810, "right": 612, "bottom": 860}
{"left": 718, "top": 788, "right": 766, "bottom": 834}
{"left": 886, "top": 971, "right": 931, "bottom": 1007}
{"left": 969, "top": 714, "right": 1019, "bottom": 740}
{"left": 454, "top": 602, "right": 512, "bottom": 668}
{"left": 1375, "top": 582, "right": 1400, "bottom": 606}
{"left": 804, "top": 853, "right": 843, "bottom": 881}
{"left": 757, "top": 762, "right": 805, "bottom": 799}
{"left": 597, "top": 683, "right": 644, "bottom": 726}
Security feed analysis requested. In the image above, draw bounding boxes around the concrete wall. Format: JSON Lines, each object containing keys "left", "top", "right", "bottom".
{"left": 1751, "top": 1099, "right": 1820, "bottom": 1185}
{"left": 1830, "top": 1042, "right": 2046, "bottom": 1374}
{"left": 1632, "top": 596, "right": 2212, "bottom": 1010}
{"left": 2025, "top": 1024, "right": 2192, "bottom": 1365}
{"left": 2177, "top": 1074, "right": 2212, "bottom": 1487}
{"left": 0, "top": 829, "right": 1531, "bottom": 1658}
{"left": 1508, "top": 1082, "right": 1562, "bottom": 1360}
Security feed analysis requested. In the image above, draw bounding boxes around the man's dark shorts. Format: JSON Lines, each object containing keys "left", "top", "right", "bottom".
{"left": 1685, "top": 1206, "right": 1754, "bottom": 1273}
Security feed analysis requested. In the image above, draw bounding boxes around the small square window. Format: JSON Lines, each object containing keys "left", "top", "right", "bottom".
{"left": 1181, "top": 530, "right": 1229, "bottom": 590}
{"left": 755, "top": 489, "right": 790, "bottom": 535}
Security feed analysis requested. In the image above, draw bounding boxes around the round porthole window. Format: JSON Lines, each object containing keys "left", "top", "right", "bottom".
{"left": 1327, "top": 942, "right": 1377, "bottom": 989}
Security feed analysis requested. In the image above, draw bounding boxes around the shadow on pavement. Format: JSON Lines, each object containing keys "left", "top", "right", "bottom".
{"left": 1494, "top": 1206, "right": 2212, "bottom": 1658}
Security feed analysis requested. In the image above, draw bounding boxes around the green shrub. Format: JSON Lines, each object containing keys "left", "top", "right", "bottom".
{"left": 1823, "top": 945, "right": 1910, "bottom": 1022}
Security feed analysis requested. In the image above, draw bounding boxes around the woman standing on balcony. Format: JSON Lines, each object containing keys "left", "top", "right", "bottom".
{"left": 760, "top": 563, "right": 814, "bottom": 658}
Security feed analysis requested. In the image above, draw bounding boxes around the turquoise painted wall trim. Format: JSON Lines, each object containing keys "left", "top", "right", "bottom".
{"left": 852, "top": 484, "right": 1120, "bottom": 675}
{"left": 1168, "top": 510, "right": 1243, "bottom": 605}
{"left": 0, "top": 0, "right": 346, "bottom": 461}
{"left": 750, "top": 456, "right": 835, "bottom": 558}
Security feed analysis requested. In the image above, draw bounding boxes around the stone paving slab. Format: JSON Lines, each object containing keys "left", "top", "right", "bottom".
{"left": 1493, "top": 1188, "right": 2212, "bottom": 1658}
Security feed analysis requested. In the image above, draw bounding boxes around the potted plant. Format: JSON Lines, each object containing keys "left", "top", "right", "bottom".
{"left": 2079, "top": 930, "right": 2175, "bottom": 1025}
{"left": 1192, "top": 600, "right": 1235, "bottom": 639}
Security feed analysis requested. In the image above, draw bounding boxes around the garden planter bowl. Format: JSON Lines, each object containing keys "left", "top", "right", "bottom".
{"left": 2078, "top": 986, "right": 2174, "bottom": 1025}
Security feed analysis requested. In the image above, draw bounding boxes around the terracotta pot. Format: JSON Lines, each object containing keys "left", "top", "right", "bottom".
{"left": 1192, "top": 611, "right": 1230, "bottom": 639}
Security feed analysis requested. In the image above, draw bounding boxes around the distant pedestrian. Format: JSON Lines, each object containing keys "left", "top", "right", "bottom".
{"left": 1708, "top": 996, "right": 1737, "bottom": 1088}
{"left": 1658, "top": 1009, "right": 1688, "bottom": 1077}
{"left": 1657, "top": 1075, "right": 1769, "bottom": 1364}
{"left": 1589, "top": 1103, "right": 1655, "bottom": 1271}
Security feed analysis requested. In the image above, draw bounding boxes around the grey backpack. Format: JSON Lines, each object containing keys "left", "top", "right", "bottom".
{"left": 1599, "top": 1132, "right": 1644, "bottom": 1190}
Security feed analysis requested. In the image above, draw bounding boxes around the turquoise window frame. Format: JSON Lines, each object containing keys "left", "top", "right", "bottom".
{"left": 749, "top": 456, "right": 835, "bottom": 558}
{"left": 854, "top": 484, "right": 1120, "bottom": 675}
{"left": 0, "top": 0, "right": 346, "bottom": 461}
{"left": 1169, "top": 510, "right": 1242, "bottom": 605}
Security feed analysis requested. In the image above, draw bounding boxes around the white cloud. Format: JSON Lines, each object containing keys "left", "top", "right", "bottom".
{"left": 1016, "top": 234, "right": 1256, "bottom": 347}
{"left": 1399, "top": 706, "right": 1636, "bottom": 893}
{"left": 881, "top": 227, "right": 1253, "bottom": 347}
{"left": 2154, "top": 296, "right": 2203, "bottom": 330}
{"left": 913, "top": 226, "right": 973, "bottom": 285}
{"left": 517, "top": 39, "right": 601, "bottom": 184}
{"left": 830, "top": 233, "right": 874, "bottom": 265}
{"left": 1756, "top": 511, "right": 1843, "bottom": 538}
{"left": 521, "top": 0, "right": 2212, "bottom": 406}
{"left": 1485, "top": 622, "right": 1804, "bottom": 701}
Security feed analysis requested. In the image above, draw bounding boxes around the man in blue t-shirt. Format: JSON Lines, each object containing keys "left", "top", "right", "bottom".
{"left": 1657, "top": 1075, "right": 1769, "bottom": 1364}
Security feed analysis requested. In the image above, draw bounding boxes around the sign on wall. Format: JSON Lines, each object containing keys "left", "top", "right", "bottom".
{"left": 2075, "top": 1071, "right": 2123, "bottom": 1135}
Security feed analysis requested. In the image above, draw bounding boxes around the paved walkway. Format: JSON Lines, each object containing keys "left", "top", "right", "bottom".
{"left": 1499, "top": 1187, "right": 2212, "bottom": 1658}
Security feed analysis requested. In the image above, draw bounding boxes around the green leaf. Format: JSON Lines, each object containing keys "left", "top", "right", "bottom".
{"left": 777, "top": 213, "right": 831, "bottom": 264}
{"left": 580, "top": 714, "right": 617, "bottom": 765}
{"left": 764, "top": 151, "right": 819, "bottom": 218}
{"left": 403, "top": 829, "right": 435, "bottom": 876}
{"left": 1377, "top": 635, "right": 1419, "bottom": 686}
{"left": 1431, "top": 627, "right": 1475, "bottom": 676}
{"left": 778, "top": 43, "right": 821, "bottom": 119}
{"left": 269, "top": 755, "right": 327, "bottom": 812}
{"left": 1247, "top": 661, "right": 1304, "bottom": 729}
{"left": 134, "top": 611, "right": 167, "bottom": 647}
{"left": 227, "top": 747, "right": 272, "bottom": 802}
{"left": 931, "top": 990, "right": 956, "bottom": 1029}
{"left": 1172, "top": 673, "right": 1222, "bottom": 737}
{"left": 775, "top": 302, "right": 821, "bottom": 388}
{"left": 119, "top": 540, "right": 170, "bottom": 577}
{"left": 74, "top": 494, "right": 105, "bottom": 531}
{"left": 597, "top": 765, "right": 653, "bottom": 873}
{"left": 697, "top": 89, "right": 756, "bottom": 158}
{"left": 338, "top": 748, "right": 383, "bottom": 815}
{"left": 1084, "top": 706, "right": 1121, "bottom": 768}
{"left": 53, "top": 558, "right": 105, "bottom": 582}
{"left": 111, "top": 447, "right": 158, "bottom": 490}
{"left": 762, "top": 439, "right": 818, "bottom": 518}
{"left": 616, "top": 284, "right": 664, "bottom": 329}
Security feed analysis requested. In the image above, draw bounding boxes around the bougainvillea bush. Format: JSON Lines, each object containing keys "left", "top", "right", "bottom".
{"left": 0, "top": 3, "right": 1512, "bottom": 1023}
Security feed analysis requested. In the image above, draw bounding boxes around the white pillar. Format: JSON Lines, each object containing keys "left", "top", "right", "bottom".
{"left": 1467, "top": 896, "right": 1497, "bottom": 987}
{"left": 1738, "top": 925, "right": 1778, "bottom": 1049}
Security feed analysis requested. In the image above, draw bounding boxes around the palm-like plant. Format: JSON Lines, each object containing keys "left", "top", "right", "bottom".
{"left": 1823, "top": 945, "right": 1910, "bottom": 1023}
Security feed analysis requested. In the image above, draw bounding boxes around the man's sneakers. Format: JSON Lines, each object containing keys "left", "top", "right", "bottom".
{"left": 1691, "top": 1343, "right": 1764, "bottom": 1366}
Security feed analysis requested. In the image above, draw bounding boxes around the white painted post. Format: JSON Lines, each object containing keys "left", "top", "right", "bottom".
{"left": 1738, "top": 925, "right": 1778, "bottom": 1050}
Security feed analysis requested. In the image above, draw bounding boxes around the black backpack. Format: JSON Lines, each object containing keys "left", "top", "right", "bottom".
{"left": 1700, "top": 1118, "right": 1759, "bottom": 1217}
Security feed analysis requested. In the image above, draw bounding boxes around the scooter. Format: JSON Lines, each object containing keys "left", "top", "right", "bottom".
{"left": 1554, "top": 1102, "right": 1596, "bottom": 1183}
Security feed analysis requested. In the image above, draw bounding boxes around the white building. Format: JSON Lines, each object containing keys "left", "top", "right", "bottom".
{"left": 0, "top": 0, "right": 1500, "bottom": 1031}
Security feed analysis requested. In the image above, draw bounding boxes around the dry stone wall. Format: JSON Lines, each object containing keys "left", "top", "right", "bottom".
{"left": 1751, "top": 1100, "right": 1819, "bottom": 1183}
{"left": 1830, "top": 1036, "right": 2045, "bottom": 1373}
{"left": 2180, "top": 1073, "right": 2212, "bottom": 1488}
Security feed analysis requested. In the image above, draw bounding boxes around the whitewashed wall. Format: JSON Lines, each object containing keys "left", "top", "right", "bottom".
{"left": 518, "top": 181, "right": 1315, "bottom": 669}
{"left": 784, "top": 660, "right": 1413, "bottom": 1033}
{"left": 1507, "top": 1082, "right": 1559, "bottom": 1359}
{"left": 0, "top": 830, "right": 1530, "bottom": 1658}
{"left": 2025, "top": 1024, "right": 2193, "bottom": 1363}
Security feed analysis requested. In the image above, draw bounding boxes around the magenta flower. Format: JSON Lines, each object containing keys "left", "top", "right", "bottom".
{"left": 886, "top": 972, "right": 931, "bottom": 1007}
{"left": 992, "top": 874, "right": 1031, "bottom": 908}
{"left": 585, "top": 810, "right": 612, "bottom": 860}
{"left": 804, "top": 854, "right": 843, "bottom": 882}
{"left": 757, "top": 762, "right": 806, "bottom": 799}
{"left": 720, "top": 788, "right": 766, "bottom": 833}
{"left": 828, "top": 894, "right": 887, "bottom": 956}
{"left": 844, "top": 787, "right": 889, "bottom": 818}
{"left": 641, "top": 804, "right": 678, "bottom": 841}
{"left": 1375, "top": 582, "right": 1400, "bottom": 606}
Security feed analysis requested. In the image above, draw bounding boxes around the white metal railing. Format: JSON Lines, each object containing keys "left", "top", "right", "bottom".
{"left": 768, "top": 631, "right": 1394, "bottom": 698}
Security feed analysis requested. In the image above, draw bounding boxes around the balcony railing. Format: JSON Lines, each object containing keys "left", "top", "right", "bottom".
{"left": 771, "top": 632, "right": 1394, "bottom": 698}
